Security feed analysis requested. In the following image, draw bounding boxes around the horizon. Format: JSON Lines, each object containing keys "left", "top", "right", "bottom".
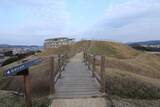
{"left": 1, "top": 39, "right": 160, "bottom": 46}
{"left": 0, "top": 0, "right": 160, "bottom": 45}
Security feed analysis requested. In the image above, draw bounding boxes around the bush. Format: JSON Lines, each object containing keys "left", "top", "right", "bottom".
{"left": 2, "top": 56, "right": 19, "bottom": 66}
{"left": 4, "top": 51, "right": 13, "bottom": 56}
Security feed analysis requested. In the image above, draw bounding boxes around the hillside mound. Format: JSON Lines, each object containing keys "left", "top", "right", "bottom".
{"left": 89, "top": 40, "right": 160, "bottom": 99}
{"left": 90, "top": 41, "right": 140, "bottom": 59}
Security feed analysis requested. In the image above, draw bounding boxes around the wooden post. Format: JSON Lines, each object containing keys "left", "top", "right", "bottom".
{"left": 85, "top": 52, "right": 87, "bottom": 65}
{"left": 24, "top": 69, "right": 32, "bottom": 107}
{"left": 83, "top": 52, "right": 85, "bottom": 63}
{"left": 64, "top": 53, "right": 67, "bottom": 65}
{"left": 92, "top": 55, "right": 96, "bottom": 77}
{"left": 100, "top": 56, "right": 105, "bottom": 93}
{"left": 65, "top": 53, "right": 68, "bottom": 66}
{"left": 85, "top": 53, "right": 88, "bottom": 66}
{"left": 62, "top": 55, "right": 65, "bottom": 71}
{"left": 88, "top": 54, "right": 91, "bottom": 70}
{"left": 50, "top": 56, "right": 55, "bottom": 95}
{"left": 58, "top": 54, "right": 62, "bottom": 78}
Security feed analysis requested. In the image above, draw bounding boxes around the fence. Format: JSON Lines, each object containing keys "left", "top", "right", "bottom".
{"left": 83, "top": 51, "right": 106, "bottom": 93}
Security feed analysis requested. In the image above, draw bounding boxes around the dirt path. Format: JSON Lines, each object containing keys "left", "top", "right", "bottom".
{"left": 50, "top": 98, "right": 108, "bottom": 107}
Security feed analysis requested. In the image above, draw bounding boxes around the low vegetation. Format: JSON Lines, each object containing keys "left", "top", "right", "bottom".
{"left": 2, "top": 51, "right": 37, "bottom": 66}
{"left": 0, "top": 90, "right": 50, "bottom": 107}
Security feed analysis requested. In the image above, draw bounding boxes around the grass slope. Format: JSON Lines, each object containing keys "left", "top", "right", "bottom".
{"left": 89, "top": 40, "right": 160, "bottom": 100}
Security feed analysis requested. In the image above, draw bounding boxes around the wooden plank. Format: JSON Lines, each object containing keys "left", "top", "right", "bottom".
{"left": 54, "top": 53, "right": 101, "bottom": 99}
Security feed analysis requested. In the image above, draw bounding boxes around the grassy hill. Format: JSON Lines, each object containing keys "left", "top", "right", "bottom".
{"left": 87, "top": 41, "right": 160, "bottom": 103}
{"left": 90, "top": 41, "right": 140, "bottom": 59}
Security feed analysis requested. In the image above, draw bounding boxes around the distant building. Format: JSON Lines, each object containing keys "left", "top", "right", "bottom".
{"left": 12, "top": 48, "right": 25, "bottom": 55}
{"left": 142, "top": 45, "right": 160, "bottom": 48}
{"left": 44, "top": 37, "right": 75, "bottom": 49}
{"left": 12, "top": 47, "right": 41, "bottom": 55}
{"left": 0, "top": 48, "right": 12, "bottom": 54}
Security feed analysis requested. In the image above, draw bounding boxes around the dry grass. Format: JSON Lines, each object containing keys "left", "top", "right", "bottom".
{"left": 90, "top": 41, "right": 140, "bottom": 59}
{"left": 109, "top": 96, "right": 160, "bottom": 107}
{"left": 106, "top": 69, "right": 160, "bottom": 99}
{"left": 89, "top": 40, "right": 160, "bottom": 99}
{"left": 0, "top": 90, "right": 49, "bottom": 107}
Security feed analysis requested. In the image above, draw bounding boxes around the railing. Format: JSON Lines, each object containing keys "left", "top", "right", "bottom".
{"left": 49, "top": 53, "right": 68, "bottom": 95}
{"left": 83, "top": 51, "right": 106, "bottom": 93}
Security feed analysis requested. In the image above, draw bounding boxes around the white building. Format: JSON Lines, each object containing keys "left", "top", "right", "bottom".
{"left": 44, "top": 37, "right": 74, "bottom": 49}
{"left": 142, "top": 45, "right": 160, "bottom": 48}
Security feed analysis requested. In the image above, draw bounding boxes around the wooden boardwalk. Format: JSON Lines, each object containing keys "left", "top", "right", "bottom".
{"left": 50, "top": 53, "right": 107, "bottom": 107}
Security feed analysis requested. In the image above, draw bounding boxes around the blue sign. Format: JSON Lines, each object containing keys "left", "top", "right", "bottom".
{"left": 3, "top": 58, "right": 43, "bottom": 76}
{"left": 0, "top": 56, "right": 4, "bottom": 59}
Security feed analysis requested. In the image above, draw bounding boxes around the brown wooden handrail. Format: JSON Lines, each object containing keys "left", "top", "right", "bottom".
{"left": 49, "top": 52, "right": 68, "bottom": 95}
{"left": 83, "top": 51, "right": 106, "bottom": 93}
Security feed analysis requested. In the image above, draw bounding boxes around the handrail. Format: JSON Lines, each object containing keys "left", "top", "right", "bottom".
{"left": 49, "top": 52, "right": 68, "bottom": 95}
{"left": 83, "top": 51, "right": 106, "bottom": 93}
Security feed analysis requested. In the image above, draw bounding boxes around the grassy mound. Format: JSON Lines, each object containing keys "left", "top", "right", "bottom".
{"left": 89, "top": 40, "right": 160, "bottom": 99}
{"left": 90, "top": 41, "right": 140, "bottom": 59}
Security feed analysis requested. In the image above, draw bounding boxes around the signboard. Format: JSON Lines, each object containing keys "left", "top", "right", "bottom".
{"left": 0, "top": 62, "right": 2, "bottom": 67}
{"left": 0, "top": 55, "right": 4, "bottom": 59}
{"left": 3, "top": 58, "right": 43, "bottom": 76}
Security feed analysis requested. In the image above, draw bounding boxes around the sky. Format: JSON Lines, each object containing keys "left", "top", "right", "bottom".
{"left": 0, "top": 0, "right": 160, "bottom": 45}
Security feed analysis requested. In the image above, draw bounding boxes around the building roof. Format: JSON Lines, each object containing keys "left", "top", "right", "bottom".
{"left": 45, "top": 37, "right": 70, "bottom": 41}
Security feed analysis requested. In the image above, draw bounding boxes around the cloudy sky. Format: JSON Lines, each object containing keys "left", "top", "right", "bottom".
{"left": 0, "top": 0, "right": 160, "bottom": 45}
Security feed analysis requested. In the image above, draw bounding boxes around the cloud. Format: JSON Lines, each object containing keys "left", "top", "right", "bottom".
{"left": 0, "top": 0, "right": 68, "bottom": 45}
{"left": 85, "top": 0, "right": 160, "bottom": 42}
